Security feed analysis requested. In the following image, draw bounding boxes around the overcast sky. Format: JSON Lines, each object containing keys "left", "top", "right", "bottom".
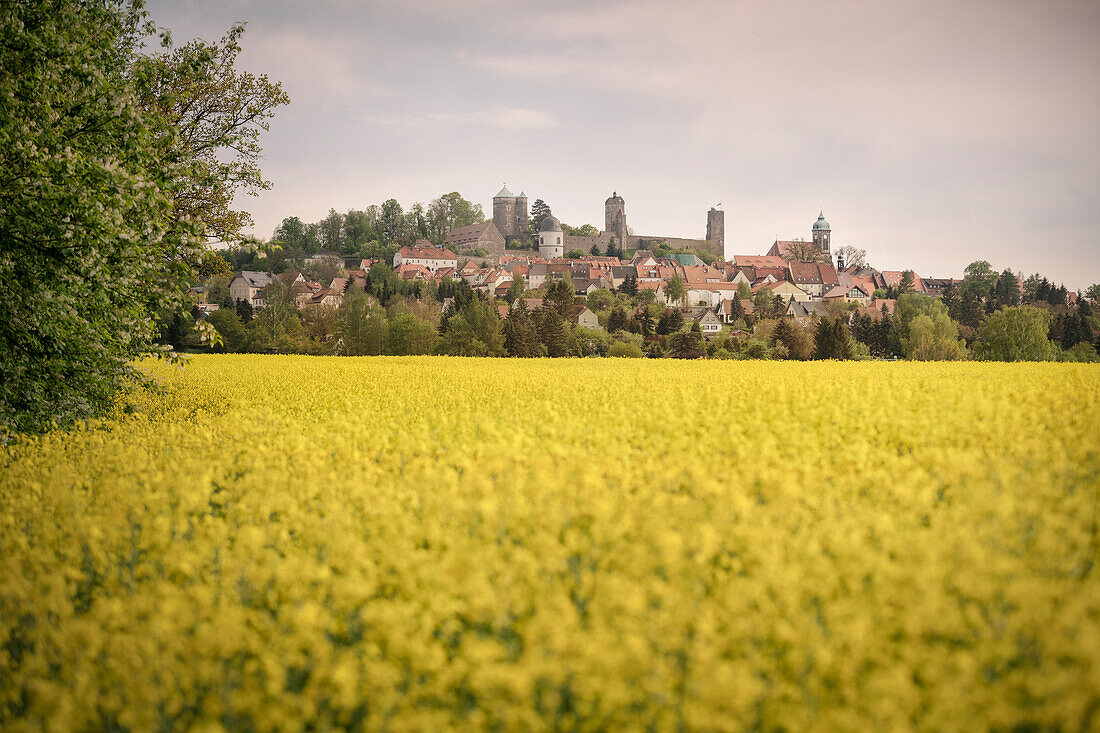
{"left": 147, "top": 0, "right": 1100, "bottom": 289}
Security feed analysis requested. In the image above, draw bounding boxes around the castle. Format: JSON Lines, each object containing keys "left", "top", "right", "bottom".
{"left": 492, "top": 187, "right": 725, "bottom": 258}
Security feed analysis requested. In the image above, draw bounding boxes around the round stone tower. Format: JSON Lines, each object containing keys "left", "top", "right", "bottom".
{"left": 539, "top": 215, "right": 564, "bottom": 259}
{"left": 604, "top": 192, "right": 626, "bottom": 244}
{"left": 493, "top": 185, "right": 517, "bottom": 238}
{"left": 812, "top": 211, "right": 831, "bottom": 256}
{"left": 515, "top": 191, "right": 529, "bottom": 238}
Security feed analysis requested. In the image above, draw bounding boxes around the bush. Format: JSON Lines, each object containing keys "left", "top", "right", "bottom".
{"left": 609, "top": 342, "right": 644, "bottom": 358}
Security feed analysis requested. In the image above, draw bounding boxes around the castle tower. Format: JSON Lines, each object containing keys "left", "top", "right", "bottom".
{"left": 706, "top": 207, "right": 725, "bottom": 254}
{"left": 493, "top": 185, "right": 517, "bottom": 238}
{"left": 538, "top": 215, "right": 564, "bottom": 259}
{"left": 812, "top": 211, "right": 831, "bottom": 256}
{"left": 604, "top": 191, "right": 626, "bottom": 244}
{"left": 515, "top": 191, "right": 529, "bottom": 237}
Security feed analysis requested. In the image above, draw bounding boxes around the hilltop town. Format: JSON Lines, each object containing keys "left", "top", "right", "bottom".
{"left": 187, "top": 187, "right": 1097, "bottom": 361}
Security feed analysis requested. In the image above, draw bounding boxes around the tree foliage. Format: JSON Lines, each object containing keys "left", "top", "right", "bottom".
{"left": 974, "top": 306, "right": 1057, "bottom": 362}
{"left": 0, "top": 0, "right": 215, "bottom": 433}
{"left": 132, "top": 22, "right": 289, "bottom": 243}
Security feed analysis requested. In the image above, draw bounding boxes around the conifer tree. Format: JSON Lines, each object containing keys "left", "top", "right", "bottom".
{"left": 607, "top": 307, "right": 628, "bottom": 333}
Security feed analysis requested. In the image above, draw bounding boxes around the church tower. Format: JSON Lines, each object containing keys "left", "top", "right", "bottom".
{"left": 604, "top": 192, "right": 626, "bottom": 245}
{"left": 812, "top": 211, "right": 831, "bottom": 256}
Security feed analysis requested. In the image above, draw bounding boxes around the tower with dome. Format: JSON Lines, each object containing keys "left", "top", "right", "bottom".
{"left": 538, "top": 215, "right": 564, "bottom": 259}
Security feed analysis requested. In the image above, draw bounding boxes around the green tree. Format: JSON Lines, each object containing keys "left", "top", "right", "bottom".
{"left": 544, "top": 279, "right": 575, "bottom": 320}
{"left": 537, "top": 307, "right": 569, "bottom": 357}
{"left": 813, "top": 318, "right": 854, "bottom": 360}
{"left": 771, "top": 317, "right": 812, "bottom": 360}
{"left": 206, "top": 308, "right": 247, "bottom": 352}
{"left": 894, "top": 293, "right": 964, "bottom": 358}
{"left": 607, "top": 306, "right": 628, "bottom": 333}
{"left": 436, "top": 296, "right": 505, "bottom": 356}
{"left": 428, "top": 192, "right": 485, "bottom": 243}
{"left": 666, "top": 275, "right": 687, "bottom": 307}
{"left": 669, "top": 323, "right": 705, "bottom": 358}
{"left": 992, "top": 269, "right": 1021, "bottom": 308}
{"left": 529, "top": 199, "right": 552, "bottom": 234}
{"left": 0, "top": 0, "right": 216, "bottom": 432}
{"left": 385, "top": 313, "right": 437, "bottom": 355}
{"left": 337, "top": 289, "right": 385, "bottom": 355}
{"left": 565, "top": 249, "right": 585, "bottom": 259}
{"left": 904, "top": 315, "right": 968, "bottom": 360}
{"left": 961, "top": 261, "right": 997, "bottom": 299}
{"left": 379, "top": 199, "right": 404, "bottom": 244}
{"left": 318, "top": 208, "right": 344, "bottom": 252}
{"left": 343, "top": 209, "right": 378, "bottom": 253}
{"left": 503, "top": 301, "right": 539, "bottom": 357}
{"left": 133, "top": 22, "right": 289, "bottom": 243}
{"left": 1085, "top": 284, "right": 1100, "bottom": 303}
{"left": 897, "top": 271, "right": 915, "bottom": 295}
{"left": 504, "top": 276, "right": 525, "bottom": 304}
{"left": 974, "top": 306, "right": 1057, "bottom": 361}
{"left": 608, "top": 341, "right": 644, "bottom": 358}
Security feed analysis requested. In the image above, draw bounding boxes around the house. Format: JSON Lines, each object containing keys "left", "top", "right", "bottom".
{"left": 920, "top": 277, "right": 955, "bottom": 297}
{"left": 328, "top": 277, "right": 349, "bottom": 294}
{"left": 855, "top": 298, "right": 897, "bottom": 321}
{"left": 788, "top": 260, "right": 840, "bottom": 299}
{"left": 395, "top": 263, "right": 432, "bottom": 280}
{"left": 716, "top": 298, "right": 754, "bottom": 324}
{"left": 692, "top": 308, "right": 724, "bottom": 336}
{"left": 766, "top": 239, "right": 817, "bottom": 259}
{"left": 752, "top": 279, "right": 810, "bottom": 303}
{"left": 732, "top": 254, "right": 789, "bottom": 282}
{"left": 610, "top": 265, "right": 637, "bottom": 289}
{"left": 881, "top": 270, "right": 924, "bottom": 293}
{"left": 393, "top": 241, "right": 459, "bottom": 273}
{"left": 573, "top": 305, "right": 602, "bottom": 330}
{"left": 787, "top": 299, "right": 828, "bottom": 326}
{"left": 443, "top": 222, "right": 506, "bottom": 259}
{"left": 308, "top": 288, "right": 343, "bottom": 308}
{"left": 823, "top": 283, "right": 871, "bottom": 306}
{"left": 513, "top": 297, "right": 545, "bottom": 312}
{"left": 229, "top": 271, "right": 273, "bottom": 307}
{"left": 630, "top": 250, "right": 658, "bottom": 268}
{"left": 637, "top": 280, "right": 668, "bottom": 304}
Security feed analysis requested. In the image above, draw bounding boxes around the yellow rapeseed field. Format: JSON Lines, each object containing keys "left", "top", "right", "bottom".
{"left": 1, "top": 355, "right": 1098, "bottom": 731}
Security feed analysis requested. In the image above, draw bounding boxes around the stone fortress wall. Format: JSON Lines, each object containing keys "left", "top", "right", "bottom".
{"left": 494, "top": 188, "right": 725, "bottom": 258}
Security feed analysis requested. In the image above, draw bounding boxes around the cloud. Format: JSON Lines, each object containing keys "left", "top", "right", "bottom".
{"left": 364, "top": 108, "right": 559, "bottom": 130}
{"left": 239, "top": 30, "right": 391, "bottom": 107}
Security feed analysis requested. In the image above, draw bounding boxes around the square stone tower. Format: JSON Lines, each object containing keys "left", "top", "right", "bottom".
{"left": 706, "top": 207, "right": 724, "bottom": 254}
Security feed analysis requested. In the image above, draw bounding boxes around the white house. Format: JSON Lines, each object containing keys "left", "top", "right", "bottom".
{"left": 693, "top": 308, "right": 724, "bottom": 336}
{"left": 393, "top": 242, "right": 458, "bottom": 274}
{"left": 229, "top": 271, "right": 272, "bottom": 308}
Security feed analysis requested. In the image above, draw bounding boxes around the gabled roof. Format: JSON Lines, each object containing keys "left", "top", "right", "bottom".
{"left": 787, "top": 300, "right": 827, "bottom": 318}
{"left": 237, "top": 271, "right": 273, "bottom": 288}
{"left": 734, "top": 255, "right": 787, "bottom": 269}
{"left": 398, "top": 244, "right": 458, "bottom": 260}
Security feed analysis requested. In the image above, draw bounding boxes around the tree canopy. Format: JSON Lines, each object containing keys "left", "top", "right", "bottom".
{"left": 0, "top": 1, "right": 287, "bottom": 433}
